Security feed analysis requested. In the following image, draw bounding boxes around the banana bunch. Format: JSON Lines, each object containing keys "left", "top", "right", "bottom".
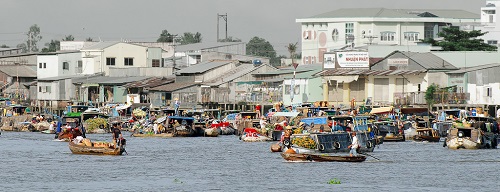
{"left": 293, "top": 127, "right": 303, "bottom": 134}
{"left": 85, "top": 118, "right": 108, "bottom": 132}
{"left": 133, "top": 108, "right": 147, "bottom": 117}
{"left": 292, "top": 136, "right": 317, "bottom": 149}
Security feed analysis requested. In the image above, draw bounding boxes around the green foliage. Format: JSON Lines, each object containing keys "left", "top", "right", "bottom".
{"left": 0, "top": 44, "right": 9, "bottom": 48}
{"left": 157, "top": 30, "right": 174, "bottom": 43}
{"left": 180, "top": 32, "right": 202, "bottom": 45}
{"left": 85, "top": 37, "right": 93, "bottom": 42}
{"left": 327, "top": 178, "right": 341, "bottom": 184}
{"left": 26, "top": 24, "right": 42, "bottom": 52}
{"left": 16, "top": 43, "right": 27, "bottom": 53}
{"left": 63, "top": 35, "right": 75, "bottom": 41}
{"left": 420, "top": 28, "right": 497, "bottom": 51}
{"left": 41, "top": 39, "right": 60, "bottom": 53}
{"left": 286, "top": 42, "right": 298, "bottom": 60}
{"left": 425, "top": 84, "right": 438, "bottom": 107}
{"left": 246, "top": 36, "right": 277, "bottom": 58}
{"left": 85, "top": 118, "right": 108, "bottom": 132}
{"left": 219, "top": 36, "right": 241, "bottom": 42}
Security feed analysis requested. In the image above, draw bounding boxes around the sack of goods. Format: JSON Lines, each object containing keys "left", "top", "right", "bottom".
{"left": 93, "top": 142, "right": 109, "bottom": 148}
{"left": 83, "top": 138, "right": 92, "bottom": 147}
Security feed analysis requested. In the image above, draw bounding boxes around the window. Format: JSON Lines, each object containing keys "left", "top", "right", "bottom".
{"left": 124, "top": 58, "right": 134, "bottom": 66}
{"left": 380, "top": 32, "right": 395, "bottom": 41}
{"left": 39, "top": 63, "right": 42, "bottom": 68}
{"left": 486, "top": 87, "right": 492, "bottom": 97}
{"left": 43, "top": 63, "right": 46, "bottom": 68}
{"left": 345, "top": 23, "right": 354, "bottom": 45}
{"left": 404, "top": 32, "right": 420, "bottom": 41}
{"left": 152, "top": 59, "right": 160, "bottom": 67}
{"left": 331, "top": 28, "right": 339, "bottom": 42}
{"left": 424, "top": 23, "right": 435, "bottom": 39}
{"left": 161, "top": 58, "right": 165, "bottom": 67}
{"left": 487, "top": 40, "right": 498, "bottom": 45}
{"left": 63, "top": 62, "right": 69, "bottom": 70}
{"left": 106, "top": 58, "right": 115, "bottom": 66}
{"left": 39, "top": 86, "right": 42, "bottom": 92}
{"left": 46, "top": 86, "right": 51, "bottom": 93}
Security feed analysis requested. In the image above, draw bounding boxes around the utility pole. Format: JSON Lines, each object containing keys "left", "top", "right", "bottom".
{"left": 171, "top": 34, "right": 179, "bottom": 72}
{"left": 217, "top": 13, "right": 228, "bottom": 42}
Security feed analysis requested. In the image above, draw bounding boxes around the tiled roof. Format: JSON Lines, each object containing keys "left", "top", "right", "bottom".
{"left": 318, "top": 69, "right": 426, "bottom": 76}
{"left": 123, "top": 76, "right": 175, "bottom": 88}
{"left": 0, "top": 65, "right": 36, "bottom": 78}
{"left": 150, "top": 82, "right": 198, "bottom": 92}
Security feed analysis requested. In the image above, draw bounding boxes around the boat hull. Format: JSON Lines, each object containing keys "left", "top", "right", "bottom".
{"left": 204, "top": 128, "right": 219, "bottom": 137}
{"left": 446, "top": 137, "right": 480, "bottom": 149}
{"left": 69, "top": 142, "right": 124, "bottom": 155}
{"left": 132, "top": 133, "right": 174, "bottom": 138}
{"left": 241, "top": 135, "right": 272, "bottom": 142}
{"left": 280, "top": 153, "right": 366, "bottom": 162}
{"left": 413, "top": 135, "right": 441, "bottom": 142}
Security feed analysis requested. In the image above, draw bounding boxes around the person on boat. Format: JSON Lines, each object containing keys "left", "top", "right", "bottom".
{"left": 55, "top": 121, "right": 62, "bottom": 139}
{"left": 153, "top": 122, "right": 159, "bottom": 134}
{"left": 111, "top": 122, "right": 123, "bottom": 147}
{"left": 348, "top": 132, "right": 359, "bottom": 157}
{"left": 259, "top": 117, "right": 267, "bottom": 135}
{"left": 335, "top": 107, "right": 341, "bottom": 116}
{"left": 48, "top": 121, "right": 55, "bottom": 133}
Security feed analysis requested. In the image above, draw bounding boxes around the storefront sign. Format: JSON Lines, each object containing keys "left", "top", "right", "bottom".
{"left": 336, "top": 52, "right": 369, "bottom": 68}
{"left": 388, "top": 58, "right": 409, "bottom": 66}
{"left": 323, "top": 53, "right": 336, "bottom": 69}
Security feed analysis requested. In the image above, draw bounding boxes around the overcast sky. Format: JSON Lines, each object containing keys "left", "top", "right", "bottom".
{"left": 0, "top": 0, "right": 486, "bottom": 55}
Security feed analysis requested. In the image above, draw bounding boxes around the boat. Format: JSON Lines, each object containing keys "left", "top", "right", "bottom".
{"left": 445, "top": 127, "right": 498, "bottom": 149}
{"left": 131, "top": 133, "right": 175, "bottom": 138}
{"left": 167, "top": 116, "right": 196, "bottom": 137}
{"left": 68, "top": 140, "right": 125, "bottom": 155}
{"left": 413, "top": 128, "right": 441, "bottom": 142}
{"left": 280, "top": 153, "right": 366, "bottom": 162}
{"left": 383, "top": 132, "right": 405, "bottom": 142}
{"left": 270, "top": 143, "right": 282, "bottom": 152}
{"left": 41, "top": 130, "right": 55, "bottom": 134}
{"left": 241, "top": 128, "right": 272, "bottom": 142}
{"left": 203, "top": 128, "right": 219, "bottom": 137}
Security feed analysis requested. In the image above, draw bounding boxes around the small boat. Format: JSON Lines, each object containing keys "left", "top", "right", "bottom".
{"left": 69, "top": 141, "right": 125, "bottom": 155}
{"left": 413, "top": 128, "right": 441, "bottom": 142}
{"left": 270, "top": 143, "right": 282, "bottom": 152}
{"left": 203, "top": 128, "right": 219, "bottom": 137}
{"left": 131, "top": 133, "right": 175, "bottom": 138}
{"left": 445, "top": 127, "right": 498, "bottom": 149}
{"left": 280, "top": 153, "right": 366, "bottom": 162}
{"left": 41, "top": 130, "right": 55, "bottom": 134}
{"left": 383, "top": 133, "right": 405, "bottom": 142}
{"left": 241, "top": 128, "right": 272, "bottom": 142}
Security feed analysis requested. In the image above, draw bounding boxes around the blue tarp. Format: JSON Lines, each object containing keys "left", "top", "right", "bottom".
{"left": 300, "top": 117, "right": 327, "bottom": 125}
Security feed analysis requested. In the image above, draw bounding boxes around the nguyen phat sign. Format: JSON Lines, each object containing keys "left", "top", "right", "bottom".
{"left": 388, "top": 58, "right": 409, "bottom": 66}
{"left": 336, "top": 52, "right": 369, "bottom": 68}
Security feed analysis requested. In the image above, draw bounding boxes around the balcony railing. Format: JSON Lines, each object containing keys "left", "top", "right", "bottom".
{"left": 393, "top": 92, "right": 470, "bottom": 105}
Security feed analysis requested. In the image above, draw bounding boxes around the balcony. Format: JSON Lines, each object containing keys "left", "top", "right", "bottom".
{"left": 393, "top": 92, "right": 470, "bottom": 105}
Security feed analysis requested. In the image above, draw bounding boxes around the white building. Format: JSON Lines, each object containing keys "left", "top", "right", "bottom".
{"left": 480, "top": 1, "right": 500, "bottom": 46}
{"left": 296, "top": 8, "right": 480, "bottom": 65}
{"left": 447, "top": 63, "right": 500, "bottom": 105}
{"left": 36, "top": 51, "right": 82, "bottom": 79}
{"left": 80, "top": 42, "right": 166, "bottom": 76}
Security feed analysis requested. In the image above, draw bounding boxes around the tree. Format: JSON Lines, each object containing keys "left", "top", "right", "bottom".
{"left": 246, "top": 36, "right": 279, "bottom": 67}
{"left": 16, "top": 43, "right": 27, "bottom": 53}
{"left": 63, "top": 35, "right": 75, "bottom": 41}
{"left": 0, "top": 44, "right": 9, "bottom": 48}
{"left": 24, "top": 24, "right": 43, "bottom": 52}
{"left": 180, "top": 32, "right": 202, "bottom": 45}
{"left": 219, "top": 36, "right": 242, "bottom": 42}
{"left": 85, "top": 37, "right": 93, "bottom": 42}
{"left": 41, "top": 40, "right": 60, "bottom": 52}
{"left": 157, "top": 30, "right": 174, "bottom": 43}
{"left": 420, "top": 27, "right": 497, "bottom": 51}
{"left": 425, "top": 84, "right": 438, "bottom": 110}
{"left": 286, "top": 42, "right": 298, "bottom": 64}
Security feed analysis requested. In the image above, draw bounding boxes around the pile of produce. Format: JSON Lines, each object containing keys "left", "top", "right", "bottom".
{"left": 133, "top": 108, "right": 147, "bottom": 117}
{"left": 85, "top": 118, "right": 108, "bottom": 132}
{"left": 292, "top": 136, "right": 317, "bottom": 149}
{"left": 265, "top": 124, "right": 275, "bottom": 131}
{"left": 293, "top": 127, "right": 303, "bottom": 134}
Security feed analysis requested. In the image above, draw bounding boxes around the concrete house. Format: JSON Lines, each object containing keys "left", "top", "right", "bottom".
{"left": 0, "top": 65, "right": 37, "bottom": 101}
{"left": 447, "top": 63, "right": 500, "bottom": 105}
{"left": 479, "top": 1, "right": 500, "bottom": 46}
{"left": 80, "top": 42, "right": 167, "bottom": 76}
{"left": 36, "top": 51, "right": 82, "bottom": 79}
{"left": 296, "top": 8, "right": 480, "bottom": 65}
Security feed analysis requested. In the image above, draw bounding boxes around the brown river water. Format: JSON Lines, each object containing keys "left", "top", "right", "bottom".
{"left": 1, "top": 132, "right": 499, "bottom": 192}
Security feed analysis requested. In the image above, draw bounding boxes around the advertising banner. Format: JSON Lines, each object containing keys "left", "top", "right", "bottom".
{"left": 336, "top": 52, "right": 369, "bottom": 68}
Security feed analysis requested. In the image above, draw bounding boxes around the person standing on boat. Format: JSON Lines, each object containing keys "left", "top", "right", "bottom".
{"left": 348, "top": 132, "right": 359, "bottom": 157}
{"left": 111, "top": 122, "right": 123, "bottom": 147}
{"left": 259, "top": 117, "right": 268, "bottom": 135}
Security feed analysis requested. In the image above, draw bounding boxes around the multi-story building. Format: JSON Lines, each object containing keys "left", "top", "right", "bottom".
{"left": 296, "top": 8, "right": 480, "bottom": 65}
{"left": 479, "top": 1, "right": 500, "bottom": 46}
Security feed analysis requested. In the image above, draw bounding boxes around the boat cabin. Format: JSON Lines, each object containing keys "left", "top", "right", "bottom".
{"left": 465, "top": 116, "right": 499, "bottom": 133}
{"left": 330, "top": 115, "right": 369, "bottom": 132}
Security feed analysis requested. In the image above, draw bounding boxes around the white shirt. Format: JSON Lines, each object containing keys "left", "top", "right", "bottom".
{"left": 49, "top": 124, "right": 54, "bottom": 131}
{"left": 260, "top": 119, "right": 267, "bottom": 129}
{"left": 351, "top": 136, "right": 359, "bottom": 149}
{"left": 497, "top": 108, "right": 500, "bottom": 118}
{"left": 153, "top": 123, "right": 158, "bottom": 132}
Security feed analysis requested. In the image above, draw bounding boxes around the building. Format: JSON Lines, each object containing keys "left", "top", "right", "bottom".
{"left": 447, "top": 63, "right": 500, "bottom": 105}
{"left": 479, "top": 1, "right": 500, "bottom": 46}
{"left": 296, "top": 8, "right": 480, "bottom": 65}
{"left": 0, "top": 48, "right": 23, "bottom": 57}
{"left": 174, "top": 42, "right": 246, "bottom": 66}
{"left": 0, "top": 65, "right": 37, "bottom": 101}
{"left": 80, "top": 42, "right": 166, "bottom": 76}
{"left": 36, "top": 51, "right": 82, "bottom": 79}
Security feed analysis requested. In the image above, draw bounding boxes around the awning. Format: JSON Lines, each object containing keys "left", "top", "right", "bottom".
{"left": 324, "top": 75, "right": 359, "bottom": 83}
{"left": 270, "top": 112, "right": 300, "bottom": 117}
{"left": 116, "top": 104, "right": 131, "bottom": 111}
{"left": 370, "top": 106, "right": 393, "bottom": 114}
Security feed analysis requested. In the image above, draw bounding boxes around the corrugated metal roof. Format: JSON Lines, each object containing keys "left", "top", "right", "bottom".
{"left": 283, "top": 69, "right": 323, "bottom": 79}
{"left": 73, "top": 76, "right": 149, "bottom": 85}
{"left": 203, "top": 64, "right": 259, "bottom": 86}
{"left": 309, "top": 8, "right": 478, "bottom": 19}
{"left": 81, "top": 41, "right": 120, "bottom": 50}
{"left": 175, "top": 60, "right": 233, "bottom": 74}
{"left": 123, "top": 76, "right": 175, "bottom": 88}
{"left": 0, "top": 65, "right": 36, "bottom": 77}
{"left": 176, "top": 42, "right": 244, "bottom": 52}
{"left": 37, "top": 75, "right": 85, "bottom": 81}
{"left": 319, "top": 69, "right": 426, "bottom": 76}
{"left": 447, "top": 63, "right": 500, "bottom": 74}
{"left": 150, "top": 82, "right": 198, "bottom": 92}
{"left": 372, "top": 51, "right": 457, "bottom": 70}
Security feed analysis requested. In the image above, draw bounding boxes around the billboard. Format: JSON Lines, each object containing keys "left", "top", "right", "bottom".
{"left": 336, "top": 52, "right": 369, "bottom": 68}
{"left": 323, "top": 53, "right": 336, "bottom": 69}
{"left": 388, "top": 58, "right": 409, "bottom": 66}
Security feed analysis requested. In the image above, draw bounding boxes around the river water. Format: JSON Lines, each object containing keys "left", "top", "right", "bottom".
{"left": 1, "top": 132, "right": 499, "bottom": 192}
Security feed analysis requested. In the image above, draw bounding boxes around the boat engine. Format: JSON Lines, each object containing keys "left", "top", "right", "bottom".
{"left": 458, "top": 131, "right": 464, "bottom": 138}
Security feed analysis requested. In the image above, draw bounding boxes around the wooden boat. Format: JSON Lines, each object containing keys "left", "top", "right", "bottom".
{"left": 131, "top": 132, "right": 174, "bottom": 138}
{"left": 280, "top": 153, "right": 366, "bottom": 162}
{"left": 241, "top": 128, "right": 272, "bottom": 142}
{"left": 383, "top": 133, "right": 405, "bottom": 142}
{"left": 445, "top": 127, "right": 498, "bottom": 149}
{"left": 413, "top": 128, "right": 441, "bottom": 142}
{"left": 270, "top": 143, "right": 282, "bottom": 152}
{"left": 69, "top": 141, "right": 125, "bottom": 155}
{"left": 203, "top": 128, "right": 219, "bottom": 137}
